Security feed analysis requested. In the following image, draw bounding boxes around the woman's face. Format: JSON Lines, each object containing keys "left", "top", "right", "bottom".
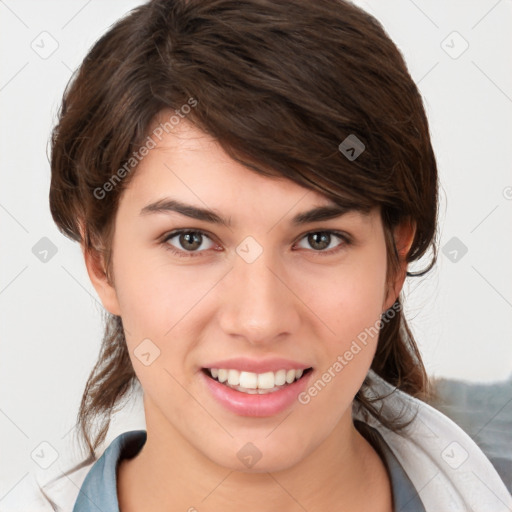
{"left": 88, "top": 118, "right": 407, "bottom": 473}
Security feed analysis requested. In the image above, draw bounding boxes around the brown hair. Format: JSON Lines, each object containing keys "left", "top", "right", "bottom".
{"left": 49, "top": 0, "right": 438, "bottom": 458}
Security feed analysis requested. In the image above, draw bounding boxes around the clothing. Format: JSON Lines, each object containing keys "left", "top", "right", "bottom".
{"left": 2, "top": 370, "right": 511, "bottom": 511}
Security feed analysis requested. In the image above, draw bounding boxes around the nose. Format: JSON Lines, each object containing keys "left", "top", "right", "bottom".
{"left": 217, "top": 244, "right": 301, "bottom": 345}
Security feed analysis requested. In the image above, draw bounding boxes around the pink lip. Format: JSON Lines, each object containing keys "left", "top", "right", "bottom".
{"left": 200, "top": 368, "right": 313, "bottom": 417}
{"left": 202, "top": 357, "right": 312, "bottom": 373}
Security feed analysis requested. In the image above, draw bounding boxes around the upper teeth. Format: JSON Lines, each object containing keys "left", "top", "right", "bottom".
{"left": 210, "top": 368, "right": 304, "bottom": 389}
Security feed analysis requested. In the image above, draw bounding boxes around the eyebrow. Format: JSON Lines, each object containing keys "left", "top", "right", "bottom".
{"left": 139, "top": 198, "right": 366, "bottom": 227}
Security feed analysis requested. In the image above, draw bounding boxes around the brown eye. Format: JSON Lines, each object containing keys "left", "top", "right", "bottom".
{"left": 164, "top": 230, "right": 215, "bottom": 254}
{"left": 179, "top": 232, "right": 203, "bottom": 251}
{"left": 307, "top": 232, "right": 331, "bottom": 250}
{"left": 295, "top": 231, "right": 350, "bottom": 254}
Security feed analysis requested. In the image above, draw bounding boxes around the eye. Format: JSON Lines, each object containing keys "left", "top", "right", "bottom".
{"left": 295, "top": 230, "right": 351, "bottom": 255}
{"left": 161, "top": 229, "right": 351, "bottom": 258}
{"left": 162, "top": 230, "right": 217, "bottom": 257}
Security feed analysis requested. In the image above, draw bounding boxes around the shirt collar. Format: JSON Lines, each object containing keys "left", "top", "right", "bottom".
{"left": 355, "top": 420, "right": 426, "bottom": 512}
{"left": 72, "top": 430, "right": 146, "bottom": 512}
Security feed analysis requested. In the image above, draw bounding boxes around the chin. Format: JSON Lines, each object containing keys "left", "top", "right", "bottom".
{"left": 202, "top": 436, "right": 313, "bottom": 474}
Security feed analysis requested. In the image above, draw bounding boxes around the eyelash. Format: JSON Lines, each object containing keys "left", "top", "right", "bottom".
{"left": 161, "top": 229, "right": 352, "bottom": 258}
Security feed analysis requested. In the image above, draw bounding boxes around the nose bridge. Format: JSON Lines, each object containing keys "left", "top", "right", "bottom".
{"left": 219, "top": 240, "right": 298, "bottom": 342}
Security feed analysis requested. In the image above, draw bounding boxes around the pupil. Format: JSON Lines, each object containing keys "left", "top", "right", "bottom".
{"left": 181, "top": 232, "right": 201, "bottom": 250}
{"left": 309, "top": 232, "right": 329, "bottom": 250}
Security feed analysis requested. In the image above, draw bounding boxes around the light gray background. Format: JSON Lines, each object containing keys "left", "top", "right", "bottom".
{"left": 1, "top": 0, "right": 511, "bottom": 495}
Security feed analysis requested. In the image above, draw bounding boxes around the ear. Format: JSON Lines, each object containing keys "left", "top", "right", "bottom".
{"left": 382, "top": 219, "right": 416, "bottom": 312}
{"left": 83, "top": 245, "right": 121, "bottom": 316}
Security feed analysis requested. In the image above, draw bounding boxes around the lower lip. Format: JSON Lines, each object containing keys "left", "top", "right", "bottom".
{"left": 200, "top": 369, "right": 313, "bottom": 417}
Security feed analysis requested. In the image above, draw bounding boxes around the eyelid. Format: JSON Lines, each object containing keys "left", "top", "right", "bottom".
{"left": 293, "top": 228, "right": 352, "bottom": 244}
{"left": 162, "top": 228, "right": 218, "bottom": 243}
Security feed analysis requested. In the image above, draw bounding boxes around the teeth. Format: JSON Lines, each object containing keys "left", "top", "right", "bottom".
{"left": 274, "top": 369, "right": 286, "bottom": 386}
{"left": 257, "top": 371, "right": 274, "bottom": 390}
{"left": 208, "top": 367, "right": 307, "bottom": 391}
{"left": 227, "top": 369, "right": 240, "bottom": 386}
{"left": 240, "top": 371, "right": 258, "bottom": 388}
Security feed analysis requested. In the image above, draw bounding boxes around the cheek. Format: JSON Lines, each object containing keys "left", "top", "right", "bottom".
{"left": 110, "top": 248, "right": 206, "bottom": 409}
{"left": 306, "top": 249, "right": 388, "bottom": 348}
{"left": 110, "top": 241, "right": 220, "bottom": 384}
{"left": 111, "top": 241, "right": 196, "bottom": 339}
{"left": 296, "top": 260, "right": 386, "bottom": 420}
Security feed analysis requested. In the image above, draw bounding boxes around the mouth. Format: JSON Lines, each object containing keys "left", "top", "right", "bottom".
{"left": 201, "top": 367, "right": 313, "bottom": 395}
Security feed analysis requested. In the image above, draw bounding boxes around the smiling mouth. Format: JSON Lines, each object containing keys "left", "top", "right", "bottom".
{"left": 202, "top": 367, "right": 313, "bottom": 394}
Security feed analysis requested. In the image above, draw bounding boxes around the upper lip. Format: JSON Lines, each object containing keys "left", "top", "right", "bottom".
{"left": 202, "top": 357, "right": 312, "bottom": 373}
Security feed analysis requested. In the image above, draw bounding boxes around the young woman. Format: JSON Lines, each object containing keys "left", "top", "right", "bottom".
{"left": 6, "top": 0, "right": 511, "bottom": 510}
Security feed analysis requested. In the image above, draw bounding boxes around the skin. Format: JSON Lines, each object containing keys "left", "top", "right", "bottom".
{"left": 85, "top": 116, "right": 415, "bottom": 512}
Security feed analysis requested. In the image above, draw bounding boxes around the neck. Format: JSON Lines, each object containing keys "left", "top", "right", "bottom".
{"left": 117, "top": 399, "right": 392, "bottom": 512}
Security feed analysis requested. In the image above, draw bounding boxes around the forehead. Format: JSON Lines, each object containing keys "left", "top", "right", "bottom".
{"left": 122, "top": 117, "right": 379, "bottom": 227}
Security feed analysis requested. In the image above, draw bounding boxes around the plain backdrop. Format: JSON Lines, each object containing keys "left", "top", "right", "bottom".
{"left": 1, "top": 0, "right": 511, "bottom": 495}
